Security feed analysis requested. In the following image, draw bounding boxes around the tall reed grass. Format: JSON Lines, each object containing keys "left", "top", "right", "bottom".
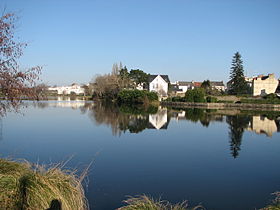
{"left": 0, "top": 158, "right": 88, "bottom": 210}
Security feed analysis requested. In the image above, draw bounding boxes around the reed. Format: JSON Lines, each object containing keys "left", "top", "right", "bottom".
{"left": 118, "top": 195, "right": 204, "bottom": 210}
{"left": 0, "top": 158, "right": 88, "bottom": 210}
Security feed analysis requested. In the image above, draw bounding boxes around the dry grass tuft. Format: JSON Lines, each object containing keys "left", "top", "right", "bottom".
{"left": 118, "top": 195, "right": 204, "bottom": 210}
{"left": 0, "top": 158, "right": 88, "bottom": 210}
{"left": 261, "top": 192, "right": 280, "bottom": 210}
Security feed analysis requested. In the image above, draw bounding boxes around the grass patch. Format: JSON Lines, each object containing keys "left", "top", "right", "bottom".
{"left": 240, "top": 98, "right": 280, "bottom": 104}
{"left": 0, "top": 158, "right": 88, "bottom": 210}
{"left": 118, "top": 195, "right": 204, "bottom": 210}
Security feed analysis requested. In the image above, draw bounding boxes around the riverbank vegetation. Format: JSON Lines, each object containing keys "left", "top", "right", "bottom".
{"left": 117, "top": 89, "right": 158, "bottom": 104}
{"left": 261, "top": 192, "right": 280, "bottom": 210}
{"left": 0, "top": 158, "right": 88, "bottom": 210}
{"left": 119, "top": 195, "right": 204, "bottom": 210}
{"left": 165, "top": 91, "right": 280, "bottom": 105}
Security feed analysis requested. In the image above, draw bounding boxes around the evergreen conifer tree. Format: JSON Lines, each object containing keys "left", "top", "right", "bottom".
{"left": 228, "top": 52, "right": 249, "bottom": 95}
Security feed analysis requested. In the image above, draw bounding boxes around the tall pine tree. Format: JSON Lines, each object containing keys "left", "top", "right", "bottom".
{"left": 228, "top": 52, "right": 249, "bottom": 95}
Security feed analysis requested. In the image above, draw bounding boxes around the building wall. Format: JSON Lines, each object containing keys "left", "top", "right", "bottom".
{"left": 253, "top": 74, "right": 278, "bottom": 96}
{"left": 149, "top": 75, "right": 168, "bottom": 97}
{"left": 178, "top": 85, "right": 189, "bottom": 93}
{"left": 48, "top": 85, "right": 85, "bottom": 95}
{"left": 212, "top": 85, "right": 225, "bottom": 92}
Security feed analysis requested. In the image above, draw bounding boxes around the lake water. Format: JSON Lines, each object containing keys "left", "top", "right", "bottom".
{"left": 0, "top": 100, "right": 280, "bottom": 210}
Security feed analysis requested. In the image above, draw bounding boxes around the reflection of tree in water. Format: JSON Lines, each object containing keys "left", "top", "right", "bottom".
{"left": 276, "top": 119, "right": 280, "bottom": 132}
{"left": 184, "top": 108, "right": 223, "bottom": 127}
{"left": 87, "top": 102, "right": 158, "bottom": 136}
{"left": 226, "top": 115, "right": 251, "bottom": 158}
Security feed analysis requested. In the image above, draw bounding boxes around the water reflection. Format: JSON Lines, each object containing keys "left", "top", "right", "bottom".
{"left": 148, "top": 108, "right": 169, "bottom": 129}
{"left": 27, "top": 101, "right": 280, "bottom": 158}
{"left": 247, "top": 116, "right": 278, "bottom": 137}
{"left": 227, "top": 115, "right": 251, "bottom": 158}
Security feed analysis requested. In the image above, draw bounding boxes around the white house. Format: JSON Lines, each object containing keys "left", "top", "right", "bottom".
{"left": 176, "top": 81, "right": 193, "bottom": 93}
{"left": 48, "top": 83, "right": 85, "bottom": 95}
{"left": 148, "top": 75, "right": 170, "bottom": 97}
{"left": 252, "top": 73, "right": 278, "bottom": 96}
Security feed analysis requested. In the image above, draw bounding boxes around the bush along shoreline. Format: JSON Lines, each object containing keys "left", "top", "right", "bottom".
{"left": 163, "top": 89, "right": 280, "bottom": 110}
{"left": 117, "top": 89, "right": 158, "bottom": 105}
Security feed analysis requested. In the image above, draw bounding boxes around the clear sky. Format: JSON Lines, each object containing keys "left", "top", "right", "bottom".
{"left": 2, "top": 0, "right": 280, "bottom": 86}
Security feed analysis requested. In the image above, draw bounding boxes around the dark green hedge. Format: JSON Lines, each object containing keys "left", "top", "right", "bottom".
{"left": 117, "top": 89, "right": 158, "bottom": 104}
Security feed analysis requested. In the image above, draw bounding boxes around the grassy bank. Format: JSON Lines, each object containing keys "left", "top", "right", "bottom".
{"left": 0, "top": 159, "right": 88, "bottom": 210}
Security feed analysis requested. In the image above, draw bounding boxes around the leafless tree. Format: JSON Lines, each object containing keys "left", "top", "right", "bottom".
{"left": 93, "top": 73, "right": 120, "bottom": 99}
{"left": 0, "top": 12, "right": 41, "bottom": 114}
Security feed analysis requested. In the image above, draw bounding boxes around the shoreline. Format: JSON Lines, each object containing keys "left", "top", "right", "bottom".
{"left": 161, "top": 101, "right": 280, "bottom": 111}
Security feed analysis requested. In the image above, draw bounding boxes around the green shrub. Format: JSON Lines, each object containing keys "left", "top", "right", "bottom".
{"left": 185, "top": 88, "right": 206, "bottom": 103}
{"left": 263, "top": 93, "right": 278, "bottom": 100}
{"left": 117, "top": 89, "right": 158, "bottom": 104}
{"left": 146, "top": 91, "right": 158, "bottom": 101}
{"left": 171, "top": 96, "right": 185, "bottom": 102}
{"left": 206, "top": 96, "right": 218, "bottom": 103}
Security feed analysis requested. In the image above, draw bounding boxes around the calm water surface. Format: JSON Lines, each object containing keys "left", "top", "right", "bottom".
{"left": 0, "top": 100, "right": 280, "bottom": 210}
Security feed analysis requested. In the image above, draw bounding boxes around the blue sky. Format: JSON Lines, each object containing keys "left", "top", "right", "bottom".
{"left": 2, "top": 0, "right": 280, "bottom": 86}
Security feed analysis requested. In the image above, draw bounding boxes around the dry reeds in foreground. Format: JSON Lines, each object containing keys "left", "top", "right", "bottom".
{"left": 261, "top": 192, "right": 280, "bottom": 210}
{"left": 118, "top": 195, "right": 204, "bottom": 210}
{"left": 0, "top": 158, "right": 88, "bottom": 210}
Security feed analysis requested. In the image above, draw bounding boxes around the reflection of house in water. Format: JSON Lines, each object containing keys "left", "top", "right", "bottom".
{"left": 47, "top": 97, "right": 87, "bottom": 109}
{"left": 176, "top": 111, "right": 186, "bottom": 120}
{"left": 148, "top": 107, "right": 169, "bottom": 129}
{"left": 247, "top": 116, "right": 279, "bottom": 137}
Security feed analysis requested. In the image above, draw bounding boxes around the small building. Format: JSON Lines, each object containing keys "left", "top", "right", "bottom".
{"left": 169, "top": 84, "right": 182, "bottom": 95}
{"left": 148, "top": 75, "right": 170, "bottom": 97}
{"left": 210, "top": 81, "right": 225, "bottom": 92}
{"left": 177, "top": 81, "right": 193, "bottom": 93}
{"left": 252, "top": 73, "right": 278, "bottom": 96}
{"left": 48, "top": 83, "right": 85, "bottom": 95}
{"left": 193, "top": 82, "right": 202, "bottom": 88}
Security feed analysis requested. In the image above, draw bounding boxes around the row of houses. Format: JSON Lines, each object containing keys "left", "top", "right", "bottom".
{"left": 148, "top": 75, "right": 226, "bottom": 98}
{"left": 47, "top": 73, "right": 280, "bottom": 98}
{"left": 148, "top": 73, "right": 280, "bottom": 98}
{"left": 48, "top": 83, "right": 85, "bottom": 95}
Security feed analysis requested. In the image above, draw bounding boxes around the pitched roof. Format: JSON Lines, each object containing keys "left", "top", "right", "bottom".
{"left": 177, "top": 81, "right": 192, "bottom": 86}
{"left": 210, "top": 81, "right": 225, "bottom": 86}
{"left": 169, "top": 84, "right": 182, "bottom": 92}
{"left": 193, "top": 82, "right": 202, "bottom": 87}
{"left": 148, "top": 75, "right": 170, "bottom": 83}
